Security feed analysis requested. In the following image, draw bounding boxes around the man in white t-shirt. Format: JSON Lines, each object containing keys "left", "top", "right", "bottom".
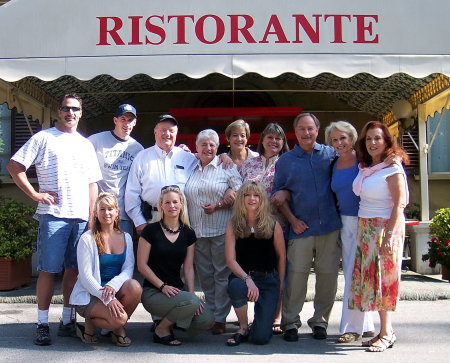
{"left": 7, "top": 93, "right": 102, "bottom": 346}
{"left": 88, "top": 104, "right": 144, "bottom": 236}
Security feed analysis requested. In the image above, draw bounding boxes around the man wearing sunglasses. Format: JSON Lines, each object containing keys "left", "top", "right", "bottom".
{"left": 7, "top": 93, "right": 102, "bottom": 346}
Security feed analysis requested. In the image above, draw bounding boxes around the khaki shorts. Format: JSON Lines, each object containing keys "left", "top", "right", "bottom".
{"left": 75, "top": 295, "right": 101, "bottom": 318}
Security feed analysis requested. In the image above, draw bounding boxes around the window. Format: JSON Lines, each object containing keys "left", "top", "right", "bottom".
{"left": 0, "top": 104, "right": 41, "bottom": 178}
{"left": 427, "top": 109, "right": 450, "bottom": 174}
{"left": 0, "top": 103, "right": 12, "bottom": 175}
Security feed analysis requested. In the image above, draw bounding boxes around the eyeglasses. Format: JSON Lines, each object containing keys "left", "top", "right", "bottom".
{"left": 59, "top": 106, "right": 81, "bottom": 112}
{"left": 161, "top": 185, "right": 180, "bottom": 191}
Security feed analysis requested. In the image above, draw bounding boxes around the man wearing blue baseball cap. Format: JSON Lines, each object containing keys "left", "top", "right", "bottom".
{"left": 88, "top": 104, "right": 144, "bottom": 236}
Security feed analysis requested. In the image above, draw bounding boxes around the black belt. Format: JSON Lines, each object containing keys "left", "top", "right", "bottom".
{"left": 248, "top": 270, "right": 276, "bottom": 278}
{"left": 141, "top": 201, "right": 158, "bottom": 220}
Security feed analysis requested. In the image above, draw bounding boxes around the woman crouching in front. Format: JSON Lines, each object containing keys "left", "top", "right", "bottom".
{"left": 225, "top": 181, "right": 286, "bottom": 346}
{"left": 70, "top": 192, "right": 142, "bottom": 346}
{"left": 137, "top": 185, "right": 214, "bottom": 346}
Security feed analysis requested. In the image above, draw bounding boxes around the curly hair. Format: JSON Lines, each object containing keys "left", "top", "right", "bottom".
{"left": 156, "top": 185, "right": 191, "bottom": 228}
{"left": 356, "top": 121, "right": 409, "bottom": 167}
{"left": 92, "top": 192, "right": 121, "bottom": 255}
{"left": 231, "top": 181, "right": 275, "bottom": 239}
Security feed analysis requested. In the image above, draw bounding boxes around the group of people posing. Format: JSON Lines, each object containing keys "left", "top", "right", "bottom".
{"left": 7, "top": 93, "right": 409, "bottom": 353}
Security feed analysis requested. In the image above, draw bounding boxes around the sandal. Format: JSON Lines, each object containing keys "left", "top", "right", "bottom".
{"left": 75, "top": 323, "right": 98, "bottom": 344}
{"left": 366, "top": 333, "right": 396, "bottom": 352}
{"left": 111, "top": 331, "right": 132, "bottom": 347}
{"left": 153, "top": 332, "right": 182, "bottom": 346}
{"left": 226, "top": 332, "right": 249, "bottom": 346}
{"left": 337, "top": 332, "right": 361, "bottom": 343}
{"left": 362, "top": 334, "right": 380, "bottom": 347}
{"left": 272, "top": 323, "right": 283, "bottom": 335}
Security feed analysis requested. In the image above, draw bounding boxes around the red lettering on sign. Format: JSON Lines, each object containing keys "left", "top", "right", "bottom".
{"left": 324, "top": 14, "right": 351, "bottom": 43}
{"left": 228, "top": 15, "right": 256, "bottom": 43}
{"left": 168, "top": 15, "right": 195, "bottom": 44}
{"left": 353, "top": 15, "right": 379, "bottom": 43}
{"left": 129, "top": 16, "right": 143, "bottom": 45}
{"left": 97, "top": 16, "right": 125, "bottom": 45}
{"left": 292, "top": 14, "right": 321, "bottom": 43}
{"left": 145, "top": 16, "right": 166, "bottom": 45}
{"left": 260, "top": 15, "right": 289, "bottom": 43}
{"left": 195, "top": 15, "right": 225, "bottom": 44}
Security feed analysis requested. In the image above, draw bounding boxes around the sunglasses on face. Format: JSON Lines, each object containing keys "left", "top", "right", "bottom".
{"left": 161, "top": 184, "right": 180, "bottom": 191}
{"left": 59, "top": 106, "right": 81, "bottom": 112}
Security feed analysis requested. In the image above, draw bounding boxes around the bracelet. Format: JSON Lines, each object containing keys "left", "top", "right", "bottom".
{"left": 386, "top": 230, "right": 393, "bottom": 236}
{"left": 217, "top": 201, "right": 222, "bottom": 209}
{"left": 159, "top": 282, "right": 167, "bottom": 292}
{"left": 241, "top": 274, "right": 252, "bottom": 281}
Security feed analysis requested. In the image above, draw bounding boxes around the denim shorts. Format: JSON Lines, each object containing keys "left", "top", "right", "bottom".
{"left": 36, "top": 214, "right": 87, "bottom": 273}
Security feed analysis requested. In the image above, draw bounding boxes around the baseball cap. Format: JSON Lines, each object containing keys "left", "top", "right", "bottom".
{"left": 155, "top": 114, "right": 178, "bottom": 127}
{"left": 115, "top": 104, "right": 137, "bottom": 118}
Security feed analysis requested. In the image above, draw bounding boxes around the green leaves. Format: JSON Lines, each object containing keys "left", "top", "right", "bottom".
{"left": 0, "top": 198, "right": 37, "bottom": 261}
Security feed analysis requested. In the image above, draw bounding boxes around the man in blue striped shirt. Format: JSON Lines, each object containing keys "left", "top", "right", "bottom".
{"left": 273, "top": 112, "right": 342, "bottom": 342}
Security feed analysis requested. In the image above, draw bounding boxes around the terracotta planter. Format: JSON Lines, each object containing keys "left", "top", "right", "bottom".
{"left": 0, "top": 256, "right": 32, "bottom": 290}
{"left": 442, "top": 265, "right": 450, "bottom": 282}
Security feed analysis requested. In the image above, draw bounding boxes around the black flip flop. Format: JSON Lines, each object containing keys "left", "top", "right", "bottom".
{"left": 226, "top": 332, "right": 249, "bottom": 346}
{"left": 153, "top": 333, "right": 182, "bottom": 346}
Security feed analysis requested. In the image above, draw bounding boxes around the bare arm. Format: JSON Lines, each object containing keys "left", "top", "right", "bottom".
{"left": 6, "top": 160, "right": 58, "bottom": 204}
{"left": 277, "top": 202, "right": 309, "bottom": 235}
{"left": 88, "top": 182, "right": 98, "bottom": 229}
{"left": 183, "top": 244, "right": 196, "bottom": 293}
{"left": 382, "top": 173, "right": 407, "bottom": 255}
{"left": 225, "top": 221, "right": 259, "bottom": 302}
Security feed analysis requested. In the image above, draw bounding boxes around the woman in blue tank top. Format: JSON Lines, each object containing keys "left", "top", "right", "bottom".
{"left": 225, "top": 181, "right": 286, "bottom": 346}
{"left": 325, "top": 121, "right": 375, "bottom": 343}
{"left": 70, "top": 193, "right": 142, "bottom": 346}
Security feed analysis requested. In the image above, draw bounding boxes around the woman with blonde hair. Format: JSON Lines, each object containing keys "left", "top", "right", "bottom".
{"left": 225, "top": 119, "right": 259, "bottom": 169}
{"left": 70, "top": 193, "right": 142, "bottom": 346}
{"left": 324, "top": 121, "right": 375, "bottom": 343}
{"left": 137, "top": 185, "right": 214, "bottom": 346}
{"left": 225, "top": 181, "right": 286, "bottom": 346}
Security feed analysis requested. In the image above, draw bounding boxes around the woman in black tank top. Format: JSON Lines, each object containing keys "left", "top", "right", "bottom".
{"left": 225, "top": 181, "right": 286, "bottom": 346}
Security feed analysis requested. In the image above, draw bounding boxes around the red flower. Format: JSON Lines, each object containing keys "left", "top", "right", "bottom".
{"left": 431, "top": 237, "right": 437, "bottom": 242}
{"left": 437, "top": 251, "right": 444, "bottom": 256}
{"left": 445, "top": 241, "right": 450, "bottom": 245}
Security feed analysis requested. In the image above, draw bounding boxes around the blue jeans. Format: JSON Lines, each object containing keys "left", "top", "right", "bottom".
{"left": 36, "top": 214, "right": 87, "bottom": 273}
{"left": 228, "top": 273, "right": 280, "bottom": 345}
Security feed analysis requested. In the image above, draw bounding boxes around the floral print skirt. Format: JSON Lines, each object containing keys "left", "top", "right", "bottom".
{"left": 348, "top": 217, "right": 404, "bottom": 312}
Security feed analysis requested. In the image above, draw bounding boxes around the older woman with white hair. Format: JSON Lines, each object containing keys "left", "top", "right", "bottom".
{"left": 185, "top": 129, "right": 243, "bottom": 335}
{"left": 324, "top": 121, "right": 375, "bottom": 343}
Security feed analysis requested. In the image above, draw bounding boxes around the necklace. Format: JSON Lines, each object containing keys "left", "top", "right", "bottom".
{"left": 249, "top": 226, "right": 255, "bottom": 233}
{"left": 160, "top": 221, "right": 183, "bottom": 234}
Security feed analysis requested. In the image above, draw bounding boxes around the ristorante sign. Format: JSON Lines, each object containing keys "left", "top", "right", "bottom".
{"left": 97, "top": 13, "right": 379, "bottom": 47}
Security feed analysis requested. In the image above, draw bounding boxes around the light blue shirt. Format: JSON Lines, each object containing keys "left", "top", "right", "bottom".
{"left": 273, "top": 143, "right": 342, "bottom": 239}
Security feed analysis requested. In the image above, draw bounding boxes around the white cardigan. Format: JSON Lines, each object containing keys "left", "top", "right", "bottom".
{"left": 70, "top": 230, "right": 135, "bottom": 306}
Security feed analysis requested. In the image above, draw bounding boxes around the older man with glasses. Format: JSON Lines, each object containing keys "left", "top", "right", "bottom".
{"left": 7, "top": 93, "right": 102, "bottom": 346}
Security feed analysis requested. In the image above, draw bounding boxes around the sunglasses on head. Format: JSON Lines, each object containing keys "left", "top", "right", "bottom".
{"left": 59, "top": 106, "right": 81, "bottom": 112}
{"left": 161, "top": 185, "right": 180, "bottom": 191}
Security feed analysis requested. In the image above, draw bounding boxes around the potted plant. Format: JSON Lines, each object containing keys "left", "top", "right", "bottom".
{"left": 0, "top": 197, "right": 37, "bottom": 290}
{"left": 422, "top": 208, "right": 450, "bottom": 281}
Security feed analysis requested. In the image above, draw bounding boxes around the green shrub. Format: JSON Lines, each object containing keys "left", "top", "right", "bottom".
{"left": 422, "top": 208, "right": 450, "bottom": 268}
{"left": 0, "top": 198, "right": 37, "bottom": 261}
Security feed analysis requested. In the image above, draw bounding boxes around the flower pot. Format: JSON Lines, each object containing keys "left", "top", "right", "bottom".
{"left": 442, "top": 265, "right": 450, "bottom": 282}
{"left": 0, "top": 256, "right": 32, "bottom": 290}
